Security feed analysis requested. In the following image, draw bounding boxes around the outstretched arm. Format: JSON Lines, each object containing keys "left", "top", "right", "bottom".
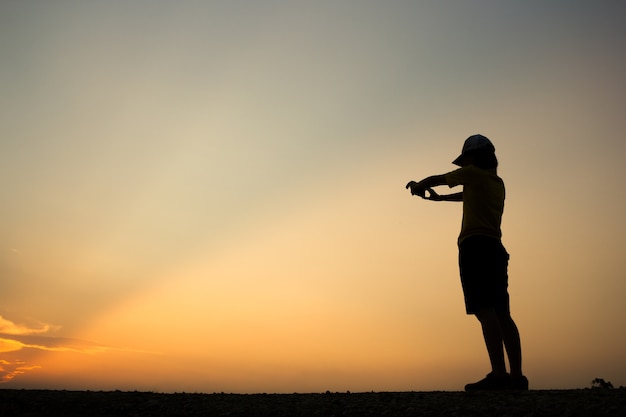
{"left": 406, "top": 175, "right": 447, "bottom": 196}
{"left": 424, "top": 188, "right": 463, "bottom": 202}
{"left": 405, "top": 175, "right": 463, "bottom": 201}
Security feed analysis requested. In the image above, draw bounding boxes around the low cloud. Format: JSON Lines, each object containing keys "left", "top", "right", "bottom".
{"left": 0, "top": 315, "right": 129, "bottom": 384}
{"left": 0, "top": 359, "right": 41, "bottom": 383}
{"left": 0, "top": 334, "right": 112, "bottom": 355}
{"left": 0, "top": 315, "right": 56, "bottom": 336}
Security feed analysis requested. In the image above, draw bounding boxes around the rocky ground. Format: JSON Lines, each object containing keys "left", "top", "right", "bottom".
{"left": 1, "top": 389, "right": 625, "bottom": 416}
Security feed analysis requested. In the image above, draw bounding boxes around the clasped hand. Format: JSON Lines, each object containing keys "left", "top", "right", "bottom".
{"left": 405, "top": 181, "right": 441, "bottom": 201}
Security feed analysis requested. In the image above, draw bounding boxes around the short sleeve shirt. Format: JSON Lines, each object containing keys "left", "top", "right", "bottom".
{"left": 445, "top": 165, "right": 505, "bottom": 244}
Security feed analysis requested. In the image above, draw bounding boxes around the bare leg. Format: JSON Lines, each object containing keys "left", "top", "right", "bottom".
{"left": 497, "top": 312, "right": 523, "bottom": 377}
{"left": 475, "top": 308, "right": 507, "bottom": 376}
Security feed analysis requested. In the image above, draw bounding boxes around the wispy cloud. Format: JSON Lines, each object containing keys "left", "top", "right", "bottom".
{"left": 0, "top": 315, "right": 143, "bottom": 384}
{"left": 0, "top": 315, "right": 56, "bottom": 335}
{"left": 0, "top": 333, "right": 113, "bottom": 355}
{"left": 0, "top": 359, "right": 41, "bottom": 383}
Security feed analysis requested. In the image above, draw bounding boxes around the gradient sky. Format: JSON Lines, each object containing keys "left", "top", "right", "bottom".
{"left": 1, "top": 1, "right": 625, "bottom": 393}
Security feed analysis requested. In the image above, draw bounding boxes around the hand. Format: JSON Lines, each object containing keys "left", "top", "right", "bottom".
{"left": 405, "top": 181, "right": 425, "bottom": 197}
{"left": 423, "top": 188, "right": 442, "bottom": 201}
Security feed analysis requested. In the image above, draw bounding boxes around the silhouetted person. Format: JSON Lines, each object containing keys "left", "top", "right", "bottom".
{"left": 406, "top": 134, "right": 528, "bottom": 391}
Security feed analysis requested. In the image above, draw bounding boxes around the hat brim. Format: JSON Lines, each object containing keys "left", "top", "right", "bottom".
{"left": 452, "top": 154, "right": 466, "bottom": 166}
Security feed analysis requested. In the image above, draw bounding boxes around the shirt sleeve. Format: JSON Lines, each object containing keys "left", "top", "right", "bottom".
{"left": 444, "top": 166, "right": 473, "bottom": 188}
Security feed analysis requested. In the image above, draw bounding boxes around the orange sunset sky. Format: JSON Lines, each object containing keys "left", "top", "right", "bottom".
{"left": 1, "top": 1, "right": 625, "bottom": 393}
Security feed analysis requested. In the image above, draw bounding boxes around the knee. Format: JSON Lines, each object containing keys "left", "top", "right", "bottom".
{"left": 475, "top": 308, "right": 497, "bottom": 324}
{"left": 496, "top": 312, "right": 518, "bottom": 328}
{"left": 496, "top": 311, "right": 512, "bottom": 321}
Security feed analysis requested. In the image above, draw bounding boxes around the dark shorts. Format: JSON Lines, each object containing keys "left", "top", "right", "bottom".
{"left": 459, "top": 235, "right": 510, "bottom": 315}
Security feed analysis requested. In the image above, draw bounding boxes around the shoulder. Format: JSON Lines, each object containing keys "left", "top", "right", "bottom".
{"left": 445, "top": 165, "right": 478, "bottom": 183}
{"left": 445, "top": 166, "right": 501, "bottom": 186}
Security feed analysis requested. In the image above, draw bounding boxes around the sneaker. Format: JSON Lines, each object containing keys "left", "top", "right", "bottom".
{"left": 464, "top": 373, "right": 511, "bottom": 391}
{"left": 510, "top": 375, "right": 529, "bottom": 390}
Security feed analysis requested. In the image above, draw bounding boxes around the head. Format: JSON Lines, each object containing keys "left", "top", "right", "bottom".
{"left": 453, "top": 134, "right": 498, "bottom": 169}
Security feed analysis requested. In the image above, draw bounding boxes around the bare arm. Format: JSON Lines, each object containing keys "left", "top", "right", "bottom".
{"left": 405, "top": 175, "right": 463, "bottom": 202}
{"left": 425, "top": 188, "right": 463, "bottom": 202}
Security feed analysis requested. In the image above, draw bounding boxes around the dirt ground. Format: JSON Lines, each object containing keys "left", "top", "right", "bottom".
{"left": 1, "top": 389, "right": 625, "bottom": 417}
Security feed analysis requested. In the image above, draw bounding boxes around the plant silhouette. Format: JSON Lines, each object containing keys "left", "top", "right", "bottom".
{"left": 591, "top": 378, "right": 614, "bottom": 389}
